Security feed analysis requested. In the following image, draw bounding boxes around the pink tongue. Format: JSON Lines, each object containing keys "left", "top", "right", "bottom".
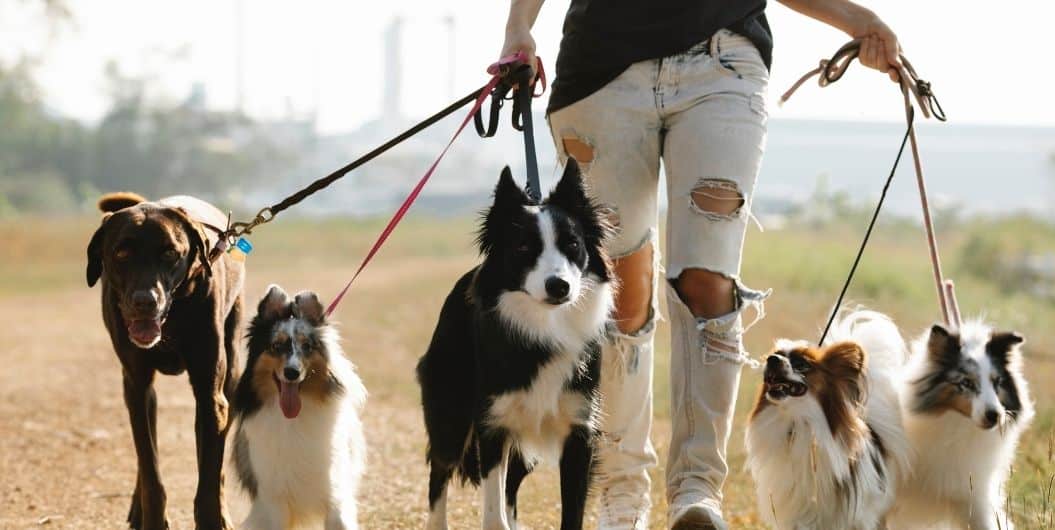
{"left": 128, "top": 319, "right": 161, "bottom": 343}
{"left": 279, "top": 381, "right": 301, "bottom": 419}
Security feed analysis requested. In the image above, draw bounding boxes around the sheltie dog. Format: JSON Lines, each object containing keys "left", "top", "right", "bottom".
{"left": 746, "top": 310, "right": 912, "bottom": 530}
{"left": 232, "top": 285, "right": 367, "bottom": 529}
{"left": 889, "top": 320, "right": 1033, "bottom": 530}
{"left": 416, "top": 160, "right": 613, "bottom": 530}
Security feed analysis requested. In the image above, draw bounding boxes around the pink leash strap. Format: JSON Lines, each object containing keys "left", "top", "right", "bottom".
{"left": 325, "top": 53, "right": 543, "bottom": 317}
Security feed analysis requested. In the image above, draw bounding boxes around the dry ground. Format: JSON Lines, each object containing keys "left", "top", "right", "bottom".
{"left": 1, "top": 215, "right": 1053, "bottom": 529}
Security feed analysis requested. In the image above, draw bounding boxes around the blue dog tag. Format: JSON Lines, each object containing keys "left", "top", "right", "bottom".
{"left": 229, "top": 237, "right": 253, "bottom": 262}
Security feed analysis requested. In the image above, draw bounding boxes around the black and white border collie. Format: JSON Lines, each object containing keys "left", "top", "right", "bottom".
{"left": 232, "top": 286, "right": 367, "bottom": 530}
{"left": 417, "top": 160, "right": 613, "bottom": 530}
{"left": 890, "top": 320, "right": 1033, "bottom": 529}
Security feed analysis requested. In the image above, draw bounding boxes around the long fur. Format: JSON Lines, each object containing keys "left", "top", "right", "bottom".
{"left": 232, "top": 286, "right": 367, "bottom": 530}
{"left": 746, "top": 310, "right": 912, "bottom": 530}
{"left": 889, "top": 319, "right": 1034, "bottom": 530}
{"left": 417, "top": 160, "right": 613, "bottom": 530}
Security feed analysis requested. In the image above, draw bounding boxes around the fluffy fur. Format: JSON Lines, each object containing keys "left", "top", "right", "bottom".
{"left": 746, "top": 310, "right": 912, "bottom": 530}
{"left": 232, "top": 286, "right": 367, "bottom": 530}
{"left": 416, "top": 160, "right": 613, "bottom": 530}
{"left": 889, "top": 320, "right": 1034, "bottom": 530}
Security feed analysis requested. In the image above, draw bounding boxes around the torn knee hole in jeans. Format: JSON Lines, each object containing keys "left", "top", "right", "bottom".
{"left": 673, "top": 272, "right": 771, "bottom": 367}
{"left": 689, "top": 178, "right": 744, "bottom": 220}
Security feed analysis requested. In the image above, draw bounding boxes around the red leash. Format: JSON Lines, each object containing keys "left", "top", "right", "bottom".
{"left": 324, "top": 53, "right": 545, "bottom": 317}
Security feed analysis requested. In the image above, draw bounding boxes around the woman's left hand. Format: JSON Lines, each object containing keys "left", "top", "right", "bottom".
{"left": 848, "top": 11, "right": 902, "bottom": 83}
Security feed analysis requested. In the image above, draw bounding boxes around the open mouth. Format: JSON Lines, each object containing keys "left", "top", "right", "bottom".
{"left": 127, "top": 317, "right": 165, "bottom": 347}
{"left": 764, "top": 370, "right": 807, "bottom": 400}
{"left": 272, "top": 373, "right": 302, "bottom": 419}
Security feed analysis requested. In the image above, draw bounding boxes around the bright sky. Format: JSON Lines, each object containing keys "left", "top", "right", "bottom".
{"left": 4, "top": 0, "right": 1054, "bottom": 133}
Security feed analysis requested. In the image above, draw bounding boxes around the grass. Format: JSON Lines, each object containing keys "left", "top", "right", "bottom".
{"left": 2, "top": 212, "right": 1053, "bottom": 529}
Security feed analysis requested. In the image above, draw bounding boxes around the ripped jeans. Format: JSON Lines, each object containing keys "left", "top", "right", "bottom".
{"left": 548, "top": 29, "right": 770, "bottom": 523}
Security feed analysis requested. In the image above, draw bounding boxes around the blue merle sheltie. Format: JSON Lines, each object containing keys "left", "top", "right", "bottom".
{"left": 232, "top": 285, "right": 367, "bottom": 530}
{"left": 416, "top": 160, "right": 614, "bottom": 530}
{"left": 890, "top": 320, "right": 1033, "bottom": 529}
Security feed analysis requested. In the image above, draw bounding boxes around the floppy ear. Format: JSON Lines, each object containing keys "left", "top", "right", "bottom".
{"left": 477, "top": 166, "right": 530, "bottom": 255}
{"left": 987, "top": 330, "right": 1025, "bottom": 365}
{"left": 86, "top": 212, "right": 114, "bottom": 287}
{"left": 258, "top": 285, "right": 292, "bottom": 320}
{"left": 293, "top": 291, "right": 326, "bottom": 326}
{"left": 823, "top": 341, "right": 867, "bottom": 404}
{"left": 170, "top": 207, "right": 212, "bottom": 280}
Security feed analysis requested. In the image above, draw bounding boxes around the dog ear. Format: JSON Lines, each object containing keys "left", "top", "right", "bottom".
{"left": 293, "top": 291, "right": 326, "bottom": 326}
{"left": 86, "top": 212, "right": 114, "bottom": 287}
{"left": 170, "top": 207, "right": 212, "bottom": 281}
{"left": 258, "top": 285, "right": 292, "bottom": 320}
{"left": 546, "top": 158, "right": 589, "bottom": 214}
{"left": 987, "top": 330, "right": 1025, "bottom": 366}
{"left": 477, "top": 166, "right": 530, "bottom": 255}
{"left": 927, "top": 323, "right": 959, "bottom": 365}
{"left": 823, "top": 341, "right": 867, "bottom": 404}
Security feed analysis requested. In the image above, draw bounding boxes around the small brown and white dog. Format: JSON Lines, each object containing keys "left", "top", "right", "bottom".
{"left": 888, "top": 320, "right": 1033, "bottom": 530}
{"left": 746, "top": 310, "right": 911, "bottom": 530}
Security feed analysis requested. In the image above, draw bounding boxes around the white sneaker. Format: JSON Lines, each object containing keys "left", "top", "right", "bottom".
{"left": 597, "top": 485, "right": 650, "bottom": 530}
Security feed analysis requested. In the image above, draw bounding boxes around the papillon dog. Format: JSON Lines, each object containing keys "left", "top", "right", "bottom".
{"left": 746, "top": 310, "right": 911, "bottom": 530}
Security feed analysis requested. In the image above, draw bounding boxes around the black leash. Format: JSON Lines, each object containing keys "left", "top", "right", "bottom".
{"left": 475, "top": 63, "right": 544, "bottom": 202}
{"left": 817, "top": 115, "right": 912, "bottom": 345}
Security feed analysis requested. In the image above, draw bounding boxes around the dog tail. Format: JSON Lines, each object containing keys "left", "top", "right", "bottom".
{"left": 827, "top": 308, "right": 908, "bottom": 372}
{"left": 98, "top": 192, "right": 147, "bottom": 212}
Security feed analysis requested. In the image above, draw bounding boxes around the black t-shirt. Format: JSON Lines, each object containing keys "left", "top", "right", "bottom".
{"left": 548, "top": 0, "right": 772, "bottom": 113}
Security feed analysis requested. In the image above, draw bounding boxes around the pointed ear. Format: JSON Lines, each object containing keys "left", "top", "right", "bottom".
{"left": 86, "top": 213, "right": 114, "bottom": 287}
{"left": 547, "top": 158, "right": 589, "bottom": 214}
{"left": 258, "top": 285, "right": 292, "bottom": 320}
{"left": 477, "top": 167, "right": 529, "bottom": 255}
{"left": 494, "top": 166, "right": 529, "bottom": 207}
{"left": 927, "top": 324, "right": 958, "bottom": 365}
{"left": 293, "top": 291, "right": 326, "bottom": 326}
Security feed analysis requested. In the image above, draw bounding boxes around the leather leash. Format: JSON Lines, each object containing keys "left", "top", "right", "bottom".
{"left": 780, "top": 40, "right": 961, "bottom": 344}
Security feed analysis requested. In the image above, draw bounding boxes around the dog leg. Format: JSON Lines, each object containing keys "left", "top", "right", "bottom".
{"left": 188, "top": 340, "right": 234, "bottom": 530}
{"left": 123, "top": 369, "right": 168, "bottom": 530}
{"left": 242, "top": 500, "right": 284, "bottom": 530}
{"left": 480, "top": 432, "right": 511, "bottom": 530}
{"left": 427, "top": 465, "right": 452, "bottom": 530}
{"left": 505, "top": 450, "right": 532, "bottom": 529}
{"left": 558, "top": 426, "right": 594, "bottom": 530}
{"left": 325, "top": 501, "right": 359, "bottom": 530}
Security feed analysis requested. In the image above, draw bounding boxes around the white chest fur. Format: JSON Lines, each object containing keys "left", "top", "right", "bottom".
{"left": 488, "top": 279, "right": 612, "bottom": 464}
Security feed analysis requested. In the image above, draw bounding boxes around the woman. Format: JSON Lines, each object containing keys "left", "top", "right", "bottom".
{"left": 499, "top": 0, "right": 903, "bottom": 529}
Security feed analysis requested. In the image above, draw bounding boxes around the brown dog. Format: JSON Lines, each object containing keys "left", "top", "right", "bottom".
{"left": 87, "top": 192, "right": 244, "bottom": 530}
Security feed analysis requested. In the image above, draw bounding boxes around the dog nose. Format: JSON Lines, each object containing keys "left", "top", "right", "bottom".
{"left": 131, "top": 290, "right": 158, "bottom": 313}
{"left": 766, "top": 355, "right": 783, "bottom": 370}
{"left": 984, "top": 409, "right": 1000, "bottom": 428}
{"left": 284, "top": 367, "right": 301, "bottom": 381}
{"left": 545, "top": 277, "right": 570, "bottom": 300}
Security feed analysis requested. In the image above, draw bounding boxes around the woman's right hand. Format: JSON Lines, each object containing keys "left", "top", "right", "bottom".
{"left": 500, "top": 24, "right": 537, "bottom": 78}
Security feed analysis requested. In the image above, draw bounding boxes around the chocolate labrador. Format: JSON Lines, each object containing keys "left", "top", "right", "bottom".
{"left": 87, "top": 192, "right": 244, "bottom": 530}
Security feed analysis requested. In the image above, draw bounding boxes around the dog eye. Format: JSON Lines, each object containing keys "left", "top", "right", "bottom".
{"left": 789, "top": 355, "right": 811, "bottom": 372}
{"left": 115, "top": 248, "right": 131, "bottom": 261}
{"left": 958, "top": 379, "right": 977, "bottom": 393}
{"left": 992, "top": 375, "right": 1005, "bottom": 387}
{"left": 516, "top": 242, "right": 532, "bottom": 254}
{"left": 161, "top": 249, "right": 178, "bottom": 262}
{"left": 567, "top": 240, "right": 580, "bottom": 251}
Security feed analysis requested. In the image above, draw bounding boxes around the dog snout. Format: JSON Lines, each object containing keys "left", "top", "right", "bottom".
{"left": 983, "top": 409, "right": 1000, "bottom": 429}
{"left": 283, "top": 366, "right": 301, "bottom": 382}
{"left": 545, "top": 277, "right": 570, "bottom": 301}
{"left": 131, "top": 289, "right": 159, "bottom": 314}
